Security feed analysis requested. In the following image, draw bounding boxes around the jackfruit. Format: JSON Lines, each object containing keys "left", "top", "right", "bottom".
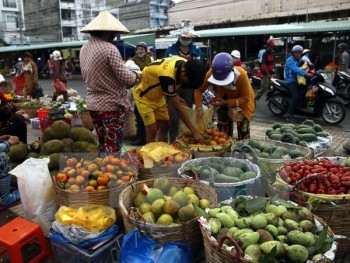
{"left": 72, "top": 141, "right": 98, "bottom": 153}
{"left": 48, "top": 153, "right": 61, "bottom": 170}
{"left": 40, "top": 140, "right": 65, "bottom": 155}
{"left": 49, "top": 120, "right": 71, "bottom": 139}
{"left": 62, "top": 138, "right": 74, "bottom": 153}
{"left": 70, "top": 127, "right": 97, "bottom": 145}
{"left": 8, "top": 143, "right": 29, "bottom": 163}
{"left": 42, "top": 127, "right": 55, "bottom": 142}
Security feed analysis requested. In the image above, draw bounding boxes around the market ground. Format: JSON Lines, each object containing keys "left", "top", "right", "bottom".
{"left": 0, "top": 74, "right": 350, "bottom": 262}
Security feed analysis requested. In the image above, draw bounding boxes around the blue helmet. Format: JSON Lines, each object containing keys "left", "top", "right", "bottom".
{"left": 292, "top": 45, "right": 303, "bottom": 53}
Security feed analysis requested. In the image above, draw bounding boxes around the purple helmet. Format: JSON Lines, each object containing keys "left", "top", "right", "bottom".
{"left": 208, "top": 52, "right": 235, "bottom": 86}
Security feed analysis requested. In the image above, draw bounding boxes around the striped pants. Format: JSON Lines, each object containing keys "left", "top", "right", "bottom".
{"left": 0, "top": 152, "right": 11, "bottom": 205}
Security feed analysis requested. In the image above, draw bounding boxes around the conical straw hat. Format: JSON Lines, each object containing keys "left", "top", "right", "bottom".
{"left": 81, "top": 10, "right": 129, "bottom": 33}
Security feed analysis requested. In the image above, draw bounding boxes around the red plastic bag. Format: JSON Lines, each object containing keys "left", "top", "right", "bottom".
{"left": 13, "top": 75, "right": 25, "bottom": 96}
{"left": 54, "top": 80, "right": 67, "bottom": 93}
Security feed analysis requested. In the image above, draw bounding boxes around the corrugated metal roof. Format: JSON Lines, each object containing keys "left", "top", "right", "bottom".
{"left": 0, "top": 33, "right": 155, "bottom": 53}
{"left": 195, "top": 20, "right": 350, "bottom": 37}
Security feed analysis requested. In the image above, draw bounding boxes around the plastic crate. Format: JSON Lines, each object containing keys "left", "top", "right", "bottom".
{"left": 30, "top": 117, "right": 40, "bottom": 129}
{"left": 50, "top": 232, "right": 123, "bottom": 263}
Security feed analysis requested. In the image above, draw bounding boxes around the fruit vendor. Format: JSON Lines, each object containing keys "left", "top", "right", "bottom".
{"left": 80, "top": 11, "right": 141, "bottom": 154}
{"left": 194, "top": 52, "right": 255, "bottom": 140}
{"left": 0, "top": 135, "right": 20, "bottom": 208}
{"left": 133, "top": 56, "right": 206, "bottom": 144}
{"left": 0, "top": 77, "right": 29, "bottom": 144}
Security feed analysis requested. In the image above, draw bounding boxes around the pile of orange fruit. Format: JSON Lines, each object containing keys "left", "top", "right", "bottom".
{"left": 177, "top": 128, "right": 234, "bottom": 146}
{"left": 55, "top": 155, "right": 136, "bottom": 192}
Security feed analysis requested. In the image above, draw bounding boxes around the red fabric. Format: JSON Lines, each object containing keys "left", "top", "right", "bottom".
{"left": 54, "top": 80, "right": 67, "bottom": 92}
{"left": 234, "top": 60, "right": 242, "bottom": 66}
{"left": 13, "top": 76, "right": 25, "bottom": 96}
{"left": 89, "top": 108, "right": 126, "bottom": 155}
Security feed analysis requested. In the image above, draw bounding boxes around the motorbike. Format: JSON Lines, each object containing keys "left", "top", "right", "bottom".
{"left": 332, "top": 70, "right": 350, "bottom": 106}
{"left": 266, "top": 71, "right": 346, "bottom": 125}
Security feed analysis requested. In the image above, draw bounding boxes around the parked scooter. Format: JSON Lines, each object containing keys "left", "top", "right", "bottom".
{"left": 266, "top": 71, "right": 346, "bottom": 125}
{"left": 248, "top": 70, "right": 262, "bottom": 89}
{"left": 332, "top": 70, "right": 350, "bottom": 106}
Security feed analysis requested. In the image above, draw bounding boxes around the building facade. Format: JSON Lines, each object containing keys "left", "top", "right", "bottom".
{"left": 22, "top": 0, "right": 119, "bottom": 43}
{"left": 116, "top": 0, "right": 168, "bottom": 32}
{"left": 1, "top": 0, "right": 350, "bottom": 44}
{"left": 0, "top": 0, "right": 26, "bottom": 46}
{"left": 168, "top": 0, "right": 350, "bottom": 28}
{"left": 20, "top": 0, "right": 168, "bottom": 43}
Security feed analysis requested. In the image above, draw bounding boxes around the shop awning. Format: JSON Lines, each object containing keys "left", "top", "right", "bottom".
{"left": 0, "top": 33, "right": 155, "bottom": 53}
{"left": 195, "top": 20, "right": 350, "bottom": 38}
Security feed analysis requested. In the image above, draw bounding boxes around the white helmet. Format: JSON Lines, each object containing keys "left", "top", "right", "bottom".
{"left": 52, "top": 50, "right": 61, "bottom": 58}
{"left": 18, "top": 58, "right": 22, "bottom": 62}
{"left": 231, "top": 50, "right": 241, "bottom": 59}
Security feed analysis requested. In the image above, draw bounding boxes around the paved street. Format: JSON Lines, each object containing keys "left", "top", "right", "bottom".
{"left": 37, "top": 74, "right": 350, "bottom": 130}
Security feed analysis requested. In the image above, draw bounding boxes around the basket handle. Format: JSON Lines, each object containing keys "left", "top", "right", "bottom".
{"left": 127, "top": 207, "right": 147, "bottom": 224}
{"left": 230, "top": 144, "right": 258, "bottom": 162}
{"left": 178, "top": 169, "right": 201, "bottom": 186}
{"left": 214, "top": 235, "right": 244, "bottom": 262}
{"left": 288, "top": 191, "right": 302, "bottom": 206}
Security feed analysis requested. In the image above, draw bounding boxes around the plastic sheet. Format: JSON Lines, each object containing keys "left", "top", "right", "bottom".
{"left": 120, "top": 230, "right": 192, "bottom": 263}
{"left": 55, "top": 205, "right": 116, "bottom": 232}
{"left": 50, "top": 223, "right": 119, "bottom": 247}
{"left": 179, "top": 105, "right": 214, "bottom": 135}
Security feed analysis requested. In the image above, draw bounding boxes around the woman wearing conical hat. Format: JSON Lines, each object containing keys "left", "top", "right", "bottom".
{"left": 80, "top": 11, "right": 141, "bottom": 155}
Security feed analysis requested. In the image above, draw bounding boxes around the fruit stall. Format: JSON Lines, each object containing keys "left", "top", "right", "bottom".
{"left": 2, "top": 96, "right": 350, "bottom": 262}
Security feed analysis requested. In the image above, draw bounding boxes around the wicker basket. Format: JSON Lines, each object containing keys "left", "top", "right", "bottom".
{"left": 52, "top": 175, "right": 133, "bottom": 221}
{"left": 231, "top": 139, "right": 313, "bottom": 183}
{"left": 78, "top": 111, "right": 94, "bottom": 131}
{"left": 123, "top": 111, "right": 137, "bottom": 139}
{"left": 139, "top": 164, "right": 182, "bottom": 180}
{"left": 273, "top": 170, "right": 350, "bottom": 257}
{"left": 14, "top": 103, "right": 43, "bottom": 118}
{"left": 119, "top": 178, "right": 217, "bottom": 254}
{"left": 200, "top": 214, "right": 335, "bottom": 263}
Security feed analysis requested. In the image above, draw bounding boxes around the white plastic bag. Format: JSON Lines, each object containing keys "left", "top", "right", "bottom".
{"left": 10, "top": 158, "right": 58, "bottom": 229}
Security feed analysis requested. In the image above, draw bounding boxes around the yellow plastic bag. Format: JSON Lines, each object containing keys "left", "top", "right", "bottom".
{"left": 55, "top": 205, "right": 116, "bottom": 232}
{"left": 179, "top": 105, "right": 214, "bottom": 135}
{"left": 297, "top": 62, "right": 308, "bottom": 85}
{"left": 140, "top": 142, "right": 180, "bottom": 168}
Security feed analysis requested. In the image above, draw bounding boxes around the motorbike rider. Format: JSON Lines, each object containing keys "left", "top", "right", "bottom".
{"left": 284, "top": 45, "right": 313, "bottom": 122}
{"left": 255, "top": 38, "right": 275, "bottom": 100}
{"left": 231, "top": 50, "right": 242, "bottom": 66}
{"left": 195, "top": 52, "right": 255, "bottom": 140}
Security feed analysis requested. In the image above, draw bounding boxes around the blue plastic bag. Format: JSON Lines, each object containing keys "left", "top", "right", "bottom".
{"left": 49, "top": 224, "right": 119, "bottom": 249}
{"left": 120, "top": 230, "right": 192, "bottom": 263}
